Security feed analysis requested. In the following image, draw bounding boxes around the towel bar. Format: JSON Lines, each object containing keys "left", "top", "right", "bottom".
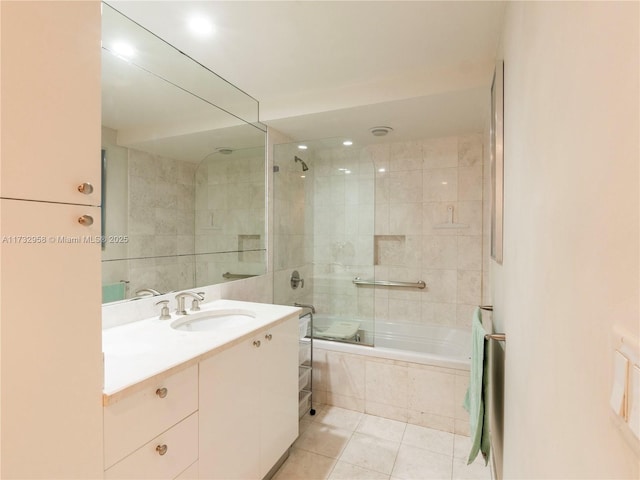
{"left": 222, "top": 272, "right": 257, "bottom": 279}
{"left": 485, "top": 333, "right": 506, "bottom": 342}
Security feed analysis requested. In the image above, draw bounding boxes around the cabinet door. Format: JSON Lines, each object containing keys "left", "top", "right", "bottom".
{"left": 259, "top": 317, "right": 299, "bottom": 477}
{"left": 199, "top": 340, "right": 261, "bottom": 479}
{"left": 0, "top": 1, "right": 101, "bottom": 205}
{"left": 0, "top": 199, "right": 103, "bottom": 478}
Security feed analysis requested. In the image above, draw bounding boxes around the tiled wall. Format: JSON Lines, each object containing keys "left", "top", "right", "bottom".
{"left": 124, "top": 148, "right": 197, "bottom": 295}
{"left": 312, "top": 346, "right": 470, "bottom": 436}
{"left": 304, "top": 134, "right": 485, "bottom": 339}
{"left": 369, "top": 134, "right": 484, "bottom": 333}
{"left": 195, "top": 149, "right": 266, "bottom": 286}
{"left": 101, "top": 130, "right": 198, "bottom": 297}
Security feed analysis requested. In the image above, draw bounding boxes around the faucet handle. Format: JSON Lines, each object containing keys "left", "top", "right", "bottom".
{"left": 154, "top": 300, "right": 171, "bottom": 320}
{"left": 191, "top": 292, "right": 205, "bottom": 311}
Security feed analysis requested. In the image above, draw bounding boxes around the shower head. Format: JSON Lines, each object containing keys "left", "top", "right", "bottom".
{"left": 294, "top": 156, "right": 309, "bottom": 172}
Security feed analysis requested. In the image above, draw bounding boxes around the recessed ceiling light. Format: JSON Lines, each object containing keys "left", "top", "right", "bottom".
{"left": 378, "top": 168, "right": 386, "bottom": 173}
{"left": 298, "top": 145, "right": 308, "bottom": 150}
{"left": 112, "top": 41, "right": 135, "bottom": 59}
{"left": 188, "top": 16, "right": 214, "bottom": 36}
{"left": 343, "top": 140, "right": 353, "bottom": 146}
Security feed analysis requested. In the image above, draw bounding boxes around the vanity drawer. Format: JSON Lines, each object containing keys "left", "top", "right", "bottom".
{"left": 105, "top": 412, "right": 198, "bottom": 480}
{"left": 104, "top": 364, "right": 198, "bottom": 468}
{"left": 175, "top": 461, "right": 198, "bottom": 479}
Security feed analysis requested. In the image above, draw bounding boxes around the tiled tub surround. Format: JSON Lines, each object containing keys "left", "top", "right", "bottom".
{"left": 310, "top": 341, "right": 471, "bottom": 436}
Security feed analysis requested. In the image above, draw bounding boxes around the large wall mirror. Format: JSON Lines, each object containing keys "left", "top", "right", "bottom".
{"left": 101, "top": 3, "right": 267, "bottom": 303}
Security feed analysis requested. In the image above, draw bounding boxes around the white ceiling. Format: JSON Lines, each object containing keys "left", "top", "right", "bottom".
{"left": 107, "top": 1, "right": 506, "bottom": 144}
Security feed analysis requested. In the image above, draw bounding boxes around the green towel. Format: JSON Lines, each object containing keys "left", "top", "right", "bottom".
{"left": 102, "top": 282, "right": 126, "bottom": 303}
{"left": 463, "top": 307, "right": 490, "bottom": 465}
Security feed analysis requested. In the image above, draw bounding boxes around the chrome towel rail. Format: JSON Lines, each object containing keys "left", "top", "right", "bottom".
{"left": 222, "top": 272, "right": 257, "bottom": 279}
{"left": 353, "top": 277, "right": 426, "bottom": 289}
{"left": 485, "top": 333, "right": 506, "bottom": 342}
{"left": 479, "top": 306, "right": 505, "bottom": 341}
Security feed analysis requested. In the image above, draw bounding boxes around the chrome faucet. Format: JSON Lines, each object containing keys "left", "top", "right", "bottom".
{"left": 294, "top": 302, "right": 316, "bottom": 314}
{"left": 175, "top": 291, "right": 205, "bottom": 315}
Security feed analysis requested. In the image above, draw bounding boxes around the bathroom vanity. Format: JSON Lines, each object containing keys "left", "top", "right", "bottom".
{"left": 102, "top": 300, "right": 300, "bottom": 479}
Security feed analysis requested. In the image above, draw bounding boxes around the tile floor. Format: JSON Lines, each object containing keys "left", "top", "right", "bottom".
{"left": 273, "top": 405, "right": 491, "bottom": 480}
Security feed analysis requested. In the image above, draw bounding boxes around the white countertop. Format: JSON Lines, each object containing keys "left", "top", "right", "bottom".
{"left": 102, "top": 299, "right": 300, "bottom": 405}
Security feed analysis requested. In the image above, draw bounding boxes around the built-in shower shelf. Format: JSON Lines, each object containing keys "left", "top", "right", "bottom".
{"left": 374, "top": 235, "right": 405, "bottom": 265}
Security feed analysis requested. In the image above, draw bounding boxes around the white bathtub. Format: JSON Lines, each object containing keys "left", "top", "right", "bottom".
{"left": 310, "top": 315, "right": 471, "bottom": 371}
{"left": 308, "top": 316, "right": 471, "bottom": 434}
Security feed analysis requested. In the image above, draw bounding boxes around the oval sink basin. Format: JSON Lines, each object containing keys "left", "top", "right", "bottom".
{"left": 171, "top": 309, "right": 256, "bottom": 332}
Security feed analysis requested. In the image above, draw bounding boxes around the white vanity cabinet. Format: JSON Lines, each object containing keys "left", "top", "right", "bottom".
{"left": 199, "top": 315, "right": 299, "bottom": 479}
{"left": 104, "top": 365, "right": 199, "bottom": 479}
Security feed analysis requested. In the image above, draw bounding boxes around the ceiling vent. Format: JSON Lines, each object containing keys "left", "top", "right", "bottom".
{"left": 369, "top": 126, "right": 393, "bottom": 137}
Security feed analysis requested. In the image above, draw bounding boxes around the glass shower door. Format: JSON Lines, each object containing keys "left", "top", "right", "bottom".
{"left": 273, "top": 138, "right": 376, "bottom": 346}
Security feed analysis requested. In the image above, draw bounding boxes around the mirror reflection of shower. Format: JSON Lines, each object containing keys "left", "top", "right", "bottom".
{"left": 294, "top": 156, "right": 309, "bottom": 171}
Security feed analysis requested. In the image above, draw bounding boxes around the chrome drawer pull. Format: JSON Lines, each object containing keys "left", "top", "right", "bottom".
{"left": 156, "top": 387, "right": 168, "bottom": 398}
{"left": 156, "top": 444, "right": 168, "bottom": 456}
{"left": 253, "top": 340, "right": 261, "bottom": 348}
{"left": 265, "top": 333, "right": 272, "bottom": 341}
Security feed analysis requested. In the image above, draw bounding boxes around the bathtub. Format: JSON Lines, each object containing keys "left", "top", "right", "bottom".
{"left": 309, "top": 317, "right": 472, "bottom": 434}
{"left": 310, "top": 315, "right": 471, "bottom": 371}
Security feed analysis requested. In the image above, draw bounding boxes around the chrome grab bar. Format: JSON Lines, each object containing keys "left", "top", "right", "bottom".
{"left": 222, "top": 272, "right": 257, "bottom": 279}
{"left": 352, "top": 277, "right": 426, "bottom": 289}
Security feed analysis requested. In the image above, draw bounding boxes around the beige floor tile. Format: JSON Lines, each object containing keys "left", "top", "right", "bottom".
{"left": 356, "top": 414, "right": 407, "bottom": 443}
{"left": 299, "top": 418, "right": 313, "bottom": 435}
{"left": 294, "top": 423, "right": 353, "bottom": 459}
{"left": 314, "top": 405, "right": 364, "bottom": 431}
{"left": 391, "top": 444, "right": 453, "bottom": 480}
{"left": 328, "top": 460, "right": 390, "bottom": 480}
{"left": 453, "top": 434, "right": 472, "bottom": 460}
{"left": 339, "top": 432, "right": 401, "bottom": 475}
{"left": 402, "top": 424, "right": 454, "bottom": 457}
{"left": 452, "top": 456, "right": 491, "bottom": 480}
{"left": 273, "top": 448, "right": 337, "bottom": 480}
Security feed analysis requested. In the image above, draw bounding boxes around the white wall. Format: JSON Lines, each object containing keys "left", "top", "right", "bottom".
{"left": 494, "top": 2, "right": 639, "bottom": 478}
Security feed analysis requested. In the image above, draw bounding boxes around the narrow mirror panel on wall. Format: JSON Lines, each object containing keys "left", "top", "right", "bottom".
{"left": 100, "top": 3, "right": 266, "bottom": 303}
